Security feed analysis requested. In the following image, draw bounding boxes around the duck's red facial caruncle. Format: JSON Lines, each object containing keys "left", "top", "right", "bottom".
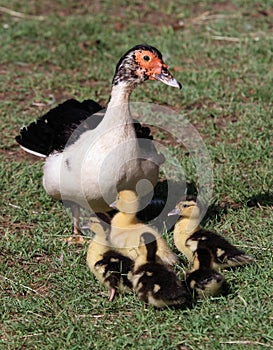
{"left": 134, "top": 50, "right": 182, "bottom": 89}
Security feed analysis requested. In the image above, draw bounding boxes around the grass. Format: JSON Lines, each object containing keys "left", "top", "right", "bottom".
{"left": 0, "top": 0, "right": 273, "bottom": 349}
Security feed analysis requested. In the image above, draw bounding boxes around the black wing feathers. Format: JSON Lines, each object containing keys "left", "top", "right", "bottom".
{"left": 15, "top": 98, "right": 154, "bottom": 157}
{"left": 15, "top": 99, "right": 103, "bottom": 156}
{"left": 95, "top": 250, "right": 134, "bottom": 290}
{"left": 189, "top": 229, "right": 245, "bottom": 264}
{"left": 134, "top": 262, "right": 190, "bottom": 305}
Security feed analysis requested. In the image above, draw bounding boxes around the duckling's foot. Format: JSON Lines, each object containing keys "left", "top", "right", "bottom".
{"left": 63, "top": 220, "right": 87, "bottom": 244}
{"left": 108, "top": 288, "right": 116, "bottom": 301}
{"left": 64, "top": 234, "right": 86, "bottom": 245}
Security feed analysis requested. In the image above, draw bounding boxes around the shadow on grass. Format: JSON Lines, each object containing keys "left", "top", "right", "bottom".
{"left": 202, "top": 192, "right": 273, "bottom": 226}
{"left": 137, "top": 179, "right": 197, "bottom": 231}
{"left": 81, "top": 182, "right": 272, "bottom": 234}
{"left": 246, "top": 192, "right": 273, "bottom": 207}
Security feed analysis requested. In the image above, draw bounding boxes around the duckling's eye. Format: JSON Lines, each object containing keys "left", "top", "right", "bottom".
{"left": 143, "top": 55, "right": 151, "bottom": 62}
{"left": 182, "top": 204, "right": 189, "bottom": 208}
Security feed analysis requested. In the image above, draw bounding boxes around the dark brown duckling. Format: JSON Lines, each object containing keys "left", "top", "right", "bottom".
{"left": 129, "top": 232, "right": 191, "bottom": 308}
{"left": 186, "top": 248, "right": 229, "bottom": 299}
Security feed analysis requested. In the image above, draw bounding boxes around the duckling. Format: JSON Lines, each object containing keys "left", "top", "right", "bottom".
{"left": 129, "top": 232, "right": 191, "bottom": 308}
{"left": 168, "top": 199, "right": 254, "bottom": 269}
{"left": 186, "top": 248, "right": 228, "bottom": 299}
{"left": 16, "top": 44, "right": 181, "bottom": 241}
{"left": 110, "top": 190, "right": 178, "bottom": 266}
{"left": 86, "top": 217, "right": 133, "bottom": 301}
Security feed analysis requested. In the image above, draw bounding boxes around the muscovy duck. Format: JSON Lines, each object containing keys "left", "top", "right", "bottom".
{"left": 16, "top": 44, "right": 181, "bottom": 241}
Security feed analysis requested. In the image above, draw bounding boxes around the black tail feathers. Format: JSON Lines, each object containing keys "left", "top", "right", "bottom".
{"left": 15, "top": 99, "right": 103, "bottom": 156}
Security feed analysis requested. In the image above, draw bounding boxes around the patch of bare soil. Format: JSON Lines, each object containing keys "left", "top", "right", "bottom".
{"left": 0, "top": 0, "right": 243, "bottom": 32}
{"left": 0, "top": 145, "right": 42, "bottom": 163}
{"left": 0, "top": 214, "right": 37, "bottom": 235}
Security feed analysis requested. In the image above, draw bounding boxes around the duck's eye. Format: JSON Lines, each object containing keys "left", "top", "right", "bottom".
{"left": 182, "top": 204, "right": 188, "bottom": 208}
{"left": 143, "top": 55, "right": 151, "bottom": 62}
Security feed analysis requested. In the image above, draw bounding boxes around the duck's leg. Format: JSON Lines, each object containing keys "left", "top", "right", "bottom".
{"left": 65, "top": 202, "right": 86, "bottom": 244}
{"left": 71, "top": 203, "right": 81, "bottom": 235}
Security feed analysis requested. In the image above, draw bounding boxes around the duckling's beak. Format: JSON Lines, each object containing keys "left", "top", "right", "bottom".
{"left": 81, "top": 223, "right": 91, "bottom": 230}
{"left": 109, "top": 201, "right": 117, "bottom": 209}
{"left": 153, "top": 67, "right": 182, "bottom": 89}
{"left": 167, "top": 207, "right": 180, "bottom": 216}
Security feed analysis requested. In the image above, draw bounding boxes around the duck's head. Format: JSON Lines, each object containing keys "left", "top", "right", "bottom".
{"left": 88, "top": 216, "right": 109, "bottom": 237}
{"left": 112, "top": 44, "right": 181, "bottom": 89}
{"left": 110, "top": 190, "right": 139, "bottom": 214}
{"left": 139, "top": 232, "right": 157, "bottom": 262}
{"left": 168, "top": 200, "right": 200, "bottom": 219}
{"left": 193, "top": 248, "right": 213, "bottom": 270}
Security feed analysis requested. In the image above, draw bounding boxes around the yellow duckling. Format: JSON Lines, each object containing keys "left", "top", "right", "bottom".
{"left": 186, "top": 248, "right": 228, "bottom": 299}
{"left": 129, "top": 232, "right": 191, "bottom": 308}
{"left": 86, "top": 217, "right": 133, "bottom": 301}
{"left": 110, "top": 190, "right": 178, "bottom": 266}
{"left": 168, "top": 199, "right": 254, "bottom": 269}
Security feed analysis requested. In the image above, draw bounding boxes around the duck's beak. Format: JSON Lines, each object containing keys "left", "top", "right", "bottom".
{"left": 153, "top": 67, "right": 182, "bottom": 89}
{"left": 109, "top": 201, "right": 117, "bottom": 209}
{"left": 167, "top": 207, "right": 180, "bottom": 216}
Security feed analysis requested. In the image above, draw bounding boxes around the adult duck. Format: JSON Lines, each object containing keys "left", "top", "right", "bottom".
{"left": 16, "top": 44, "right": 181, "bottom": 240}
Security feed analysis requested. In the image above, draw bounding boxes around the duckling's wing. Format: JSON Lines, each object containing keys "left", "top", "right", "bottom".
{"left": 188, "top": 229, "right": 254, "bottom": 267}
{"left": 155, "top": 237, "right": 179, "bottom": 266}
{"left": 221, "top": 252, "right": 254, "bottom": 267}
{"left": 95, "top": 250, "right": 134, "bottom": 290}
{"left": 186, "top": 268, "right": 228, "bottom": 298}
{"left": 187, "top": 269, "right": 224, "bottom": 288}
{"left": 134, "top": 262, "right": 191, "bottom": 307}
